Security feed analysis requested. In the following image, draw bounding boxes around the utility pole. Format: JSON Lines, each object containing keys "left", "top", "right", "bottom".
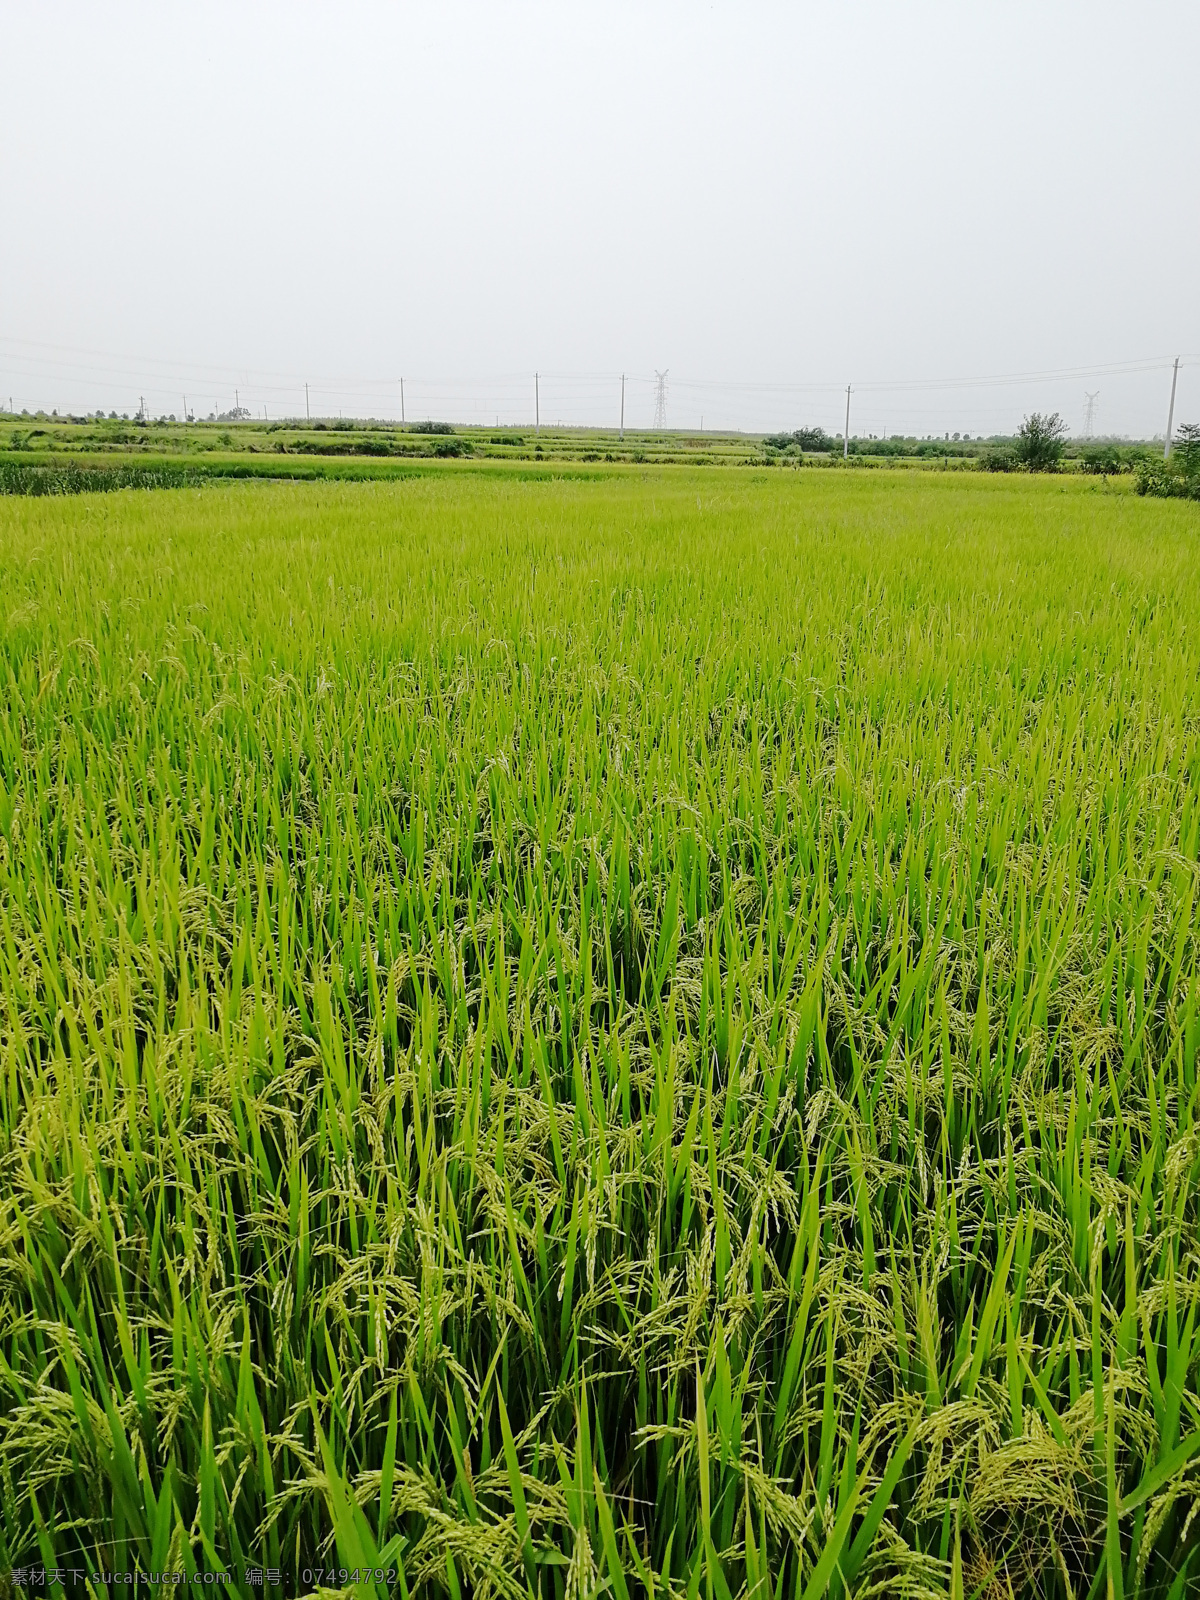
{"left": 1083, "top": 391, "right": 1099, "bottom": 440}
{"left": 1164, "top": 357, "right": 1180, "bottom": 459}
{"left": 620, "top": 374, "right": 625, "bottom": 440}
{"left": 183, "top": 396, "right": 187, "bottom": 425}
{"left": 305, "top": 382, "right": 310, "bottom": 422}
{"left": 843, "top": 385, "right": 851, "bottom": 458}
{"left": 400, "top": 378, "right": 405, "bottom": 426}
{"left": 535, "top": 373, "right": 540, "bottom": 435}
{"left": 235, "top": 389, "right": 240, "bottom": 416}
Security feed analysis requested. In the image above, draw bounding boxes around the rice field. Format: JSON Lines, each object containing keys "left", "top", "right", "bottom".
{"left": 1, "top": 468, "right": 1198, "bottom": 1599}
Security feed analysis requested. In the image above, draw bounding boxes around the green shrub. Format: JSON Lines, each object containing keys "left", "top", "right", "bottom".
{"left": 1175, "top": 422, "right": 1200, "bottom": 490}
{"left": 1137, "top": 429, "right": 1200, "bottom": 499}
{"left": 1015, "top": 412, "right": 1067, "bottom": 471}
{"left": 763, "top": 427, "right": 837, "bottom": 453}
{"left": 1079, "top": 444, "right": 1122, "bottom": 476}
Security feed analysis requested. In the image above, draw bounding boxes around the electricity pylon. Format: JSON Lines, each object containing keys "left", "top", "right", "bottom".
{"left": 653, "top": 371, "right": 668, "bottom": 430}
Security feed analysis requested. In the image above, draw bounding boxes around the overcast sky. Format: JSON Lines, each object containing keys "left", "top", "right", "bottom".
{"left": 2, "top": 1, "right": 1196, "bottom": 437}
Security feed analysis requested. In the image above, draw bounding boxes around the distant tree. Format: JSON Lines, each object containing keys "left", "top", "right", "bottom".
{"left": 763, "top": 427, "right": 837, "bottom": 453}
{"left": 794, "top": 427, "right": 836, "bottom": 452}
{"left": 1174, "top": 422, "right": 1200, "bottom": 494}
{"left": 1015, "top": 412, "right": 1068, "bottom": 471}
{"left": 1080, "top": 443, "right": 1122, "bottom": 476}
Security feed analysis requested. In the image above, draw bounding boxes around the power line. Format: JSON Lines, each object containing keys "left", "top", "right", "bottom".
{"left": 1, "top": 331, "right": 1195, "bottom": 397}
{"left": 1, "top": 349, "right": 1191, "bottom": 407}
{"left": 2, "top": 340, "right": 1193, "bottom": 434}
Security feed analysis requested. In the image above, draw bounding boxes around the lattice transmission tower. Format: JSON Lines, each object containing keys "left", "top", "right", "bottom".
{"left": 653, "top": 370, "right": 668, "bottom": 431}
{"left": 1083, "top": 391, "right": 1099, "bottom": 439}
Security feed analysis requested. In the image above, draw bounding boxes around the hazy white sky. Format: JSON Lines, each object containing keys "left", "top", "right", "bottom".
{"left": 2, "top": 1, "right": 1196, "bottom": 436}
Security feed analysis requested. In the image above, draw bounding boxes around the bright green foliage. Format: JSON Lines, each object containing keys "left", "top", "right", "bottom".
{"left": 1, "top": 470, "right": 1198, "bottom": 1597}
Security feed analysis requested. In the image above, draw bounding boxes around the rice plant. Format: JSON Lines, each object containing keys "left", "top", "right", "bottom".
{"left": 0, "top": 469, "right": 1197, "bottom": 1598}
